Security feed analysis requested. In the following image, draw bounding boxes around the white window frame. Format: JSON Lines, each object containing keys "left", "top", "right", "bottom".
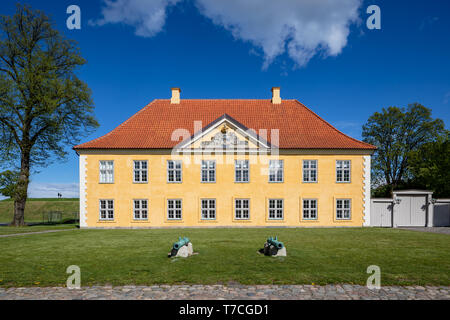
{"left": 133, "top": 160, "right": 148, "bottom": 183}
{"left": 235, "top": 160, "right": 250, "bottom": 183}
{"left": 303, "top": 160, "right": 318, "bottom": 183}
{"left": 268, "top": 199, "right": 284, "bottom": 220}
{"left": 235, "top": 199, "right": 250, "bottom": 220}
{"left": 302, "top": 199, "right": 318, "bottom": 220}
{"left": 201, "top": 199, "right": 216, "bottom": 220}
{"left": 336, "top": 199, "right": 351, "bottom": 220}
{"left": 99, "top": 199, "right": 114, "bottom": 221}
{"left": 201, "top": 160, "right": 216, "bottom": 183}
{"left": 268, "top": 160, "right": 284, "bottom": 183}
{"left": 133, "top": 199, "right": 148, "bottom": 220}
{"left": 336, "top": 160, "right": 351, "bottom": 183}
{"left": 167, "top": 199, "right": 182, "bottom": 220}
{"left": 99, "top": 160, "right": 114, "bottom": 183}
{"left": 167, "top": 160, "right": 182, "bottom": 183}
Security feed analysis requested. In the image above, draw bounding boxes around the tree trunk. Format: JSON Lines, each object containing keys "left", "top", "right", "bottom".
{"left": 12, "top": 199, "right": 26, "bottom": 226}
{"left": 10, "top": 150, "right": 30, "bottom": 227}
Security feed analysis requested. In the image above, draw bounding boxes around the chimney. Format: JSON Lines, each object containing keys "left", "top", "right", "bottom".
{"left": 271, "top": 87, "right": 281, "bottom": 104}
{"left": 171, "top": 88, "right": 181, "bottom": 104}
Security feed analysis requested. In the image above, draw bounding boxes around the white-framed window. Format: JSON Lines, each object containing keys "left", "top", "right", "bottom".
{"left": 133, "top": 199, "right": 148, "bottom": 220}
{"left": 235, "top": 199, "right": 250, "bottom": 220}
{"left": 336, "top": 199, "right": 351, "bottom": 220}
{"left": 269, "top": 160, "right": 284, "bottom": 182}
{"left": 99, "top": 161, "right": 114, "bottom": 183}
{"left": 303, "top": 199, "right": 318, "bottom": 220}
{"left": 201, "top": 199, "right": 216, "bottom": 220}
{"left": 167, "top": 199, "right": 182, "bottom": 220}
{"left": 133, "top": 160, "right": 148, "bottom": 183}
{"left": 268, "top": 199, "right": 284, "bottom": 220}
{"left": 167, "top": 160, "right": 182, "bottom": 183}
{"left": 336, "top": 160, "right": 351, "bottom": 182}
{"left": 201, "top": 160, "right": 216, "bottom": 183}
{"left": 303, "top": 160, "right": 317, "bottom": 182}
{"left": 99, "top": 199, "right": 114, "bottom": 220}
{"left": 235, "top": 160, "right": 249, "bottom": 183}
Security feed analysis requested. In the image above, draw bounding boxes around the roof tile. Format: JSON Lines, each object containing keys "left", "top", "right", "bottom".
{"left": 73, "top": 99, "right": 376, "bottom": 150}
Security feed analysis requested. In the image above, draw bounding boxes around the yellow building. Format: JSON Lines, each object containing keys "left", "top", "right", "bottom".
{"left": 74, "top": 88, "right": 376, "bottom": 228}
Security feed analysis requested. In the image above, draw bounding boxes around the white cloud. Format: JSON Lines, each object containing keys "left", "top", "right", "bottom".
{"left": 28, "top": 183, "right": 79, "bottom": 198}
{"left": 92, "top": 0, "right": 362, "bottom": 68}
{"left": 443, "top": 92, "right": 450, "bottom": 104}
{"left": 92, "top": 0, "right": 181, "bottom": 37}
{"left": 196, "top": 0, "right": 362, "bottom": 68}
{"left": 419, "top": 16, "right": 439, "bottom": 31}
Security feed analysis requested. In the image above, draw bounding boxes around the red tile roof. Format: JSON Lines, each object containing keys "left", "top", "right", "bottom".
{"left": 73, "top": 99, "right": 376, "bottom": 150}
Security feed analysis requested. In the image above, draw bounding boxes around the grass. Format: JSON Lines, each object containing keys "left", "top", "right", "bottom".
{"left": 0, "top": 227, "right": 449, "bottom": 287}
{"left": 0, "top": 198, "right": 78, "bottom": 223}
{"left": 0, "top": 224, "right": 78, "bottom": 236}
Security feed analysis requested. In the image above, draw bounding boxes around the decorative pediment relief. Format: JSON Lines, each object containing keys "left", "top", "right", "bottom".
{"left": 200, "top": 125, "right": 249, "bottom": 149}
{"left": 175, "top": 114, "right": 270, "bottom": 153}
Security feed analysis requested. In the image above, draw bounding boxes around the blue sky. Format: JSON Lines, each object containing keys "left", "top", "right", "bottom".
{"left": 1, "top": 0, "right": 449, "bottom": 198}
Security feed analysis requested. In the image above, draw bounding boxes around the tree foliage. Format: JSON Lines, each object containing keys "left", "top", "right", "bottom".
{"left": 0, "top": 170, "right": 19, "bottom": 198}
{"left": 408, "top": 136, "right": 450, "bottom": 198}
{"left": 0, "top": 5, "right": 98, "bottom": 225}
{"left": 362, "top": 103, "right": 445, "bottom": 192}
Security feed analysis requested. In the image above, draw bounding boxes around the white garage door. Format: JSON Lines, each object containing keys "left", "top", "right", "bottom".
{"left": 396, "top": 195, "right": 427, "bottom": 227}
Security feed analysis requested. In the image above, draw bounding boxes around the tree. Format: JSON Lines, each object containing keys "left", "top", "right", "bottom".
{"left": 0, "top": 170, "right": 19, "bottom": 198}
{"left": 0, "top": 5, "right": 98, "bottom": 226}
{"left": 362, "top": 104, "right": 445, "bottom": 193}
{"left": 408, "top": 136, "right": 450, "bottom": 198}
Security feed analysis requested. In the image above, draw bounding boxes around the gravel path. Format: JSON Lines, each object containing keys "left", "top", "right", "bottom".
{"left": 0, "top": 228, "right": 77, "bottom": 238}
{"left": 0, "top": 285, "right": 448, "bottom": 300}
{"left": 398, "top": 227, "right": 450, "bottom": 235}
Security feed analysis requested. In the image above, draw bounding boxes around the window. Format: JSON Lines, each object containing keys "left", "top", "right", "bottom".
{"left": 99, "top": 199, "right": 114, "bottom": 220}
{"left": 133, "top": 199, "right": 148, "bottom": 220}
{"left": 336, "top": 199, "right": 351, "bottom": 220}
{"left": 133, "top": 160, "right": 148, "bottom": 183}
{"left": 268, "top": 199, "right": 284, "bottom": 220}
{"left": 201, "top": 160, "right": 216, "bottom": 183}
{"left": 303, "top": 199, "right": 318, "bottom": 220}
{"left": 167, "top": 160, "right": 182, "bottom": 183}
{"left": 235, "top": 199, "right": 250, "bottom": 220}
{"left": 99, "top": 161, "right": 114, "bottom": 183}
{"left": 235, "top": 160, "right": 249, "bottom": 183}
{"left": 167, "top": 199, "right": 182, "bottom": 220}
{"left": 201, "top": 199, "right": 216, "bottom": 220}
{"left": 269, "top": 160, "right": 284, "bottom": 182}
{"left": 303, "top": 160, "right": 317, "bottom": 182}
{"left": 336, "top": 160, "right": 351, "bottom": 182}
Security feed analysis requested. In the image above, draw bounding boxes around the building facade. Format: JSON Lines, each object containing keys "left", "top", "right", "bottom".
{"left": 74, "top": 88, "right": 376, "bottom": 228}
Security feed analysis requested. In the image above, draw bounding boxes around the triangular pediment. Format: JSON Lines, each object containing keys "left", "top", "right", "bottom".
{"left": 175, "top": 114, "right": 271, "bottom": 153}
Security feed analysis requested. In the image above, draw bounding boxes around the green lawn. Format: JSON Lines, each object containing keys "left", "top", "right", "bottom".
{"left": 0, "top": 227, "right": 449, "bottom": 287}
{"left": 0, "top": 198, "right": 78, "bottom": 223}
{"left": 0, "top": 224, "right": 78, "bottom": 235}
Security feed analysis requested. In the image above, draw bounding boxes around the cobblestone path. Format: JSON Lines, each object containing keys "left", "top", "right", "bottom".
{"left": 0, "top": 284, "right": 449, "bottom": 300}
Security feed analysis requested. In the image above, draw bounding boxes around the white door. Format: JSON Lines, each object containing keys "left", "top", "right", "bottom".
{"left": 410, "top": 195, "right": 427, "bottom": 226}
{"left": 371, "top": 201, "right": 393, "bottom": 227}
{"left": 381, "top": 205, "right": 393, "bottom": 227}
{"left": 396, "top": 195, "right": 426, "bottom": 227}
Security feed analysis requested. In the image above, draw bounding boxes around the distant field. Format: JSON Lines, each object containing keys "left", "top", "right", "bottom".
{"left": 0, "top": 198, "right": 79, "bottom": 223}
